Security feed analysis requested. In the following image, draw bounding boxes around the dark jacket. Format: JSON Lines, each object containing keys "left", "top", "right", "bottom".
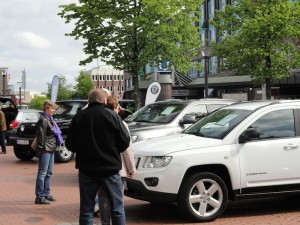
{"left": 65, "top": 102, "right": 130, "bottom": 177}
{"left": 36, "top": 114, "right": 57, "bottom": 152}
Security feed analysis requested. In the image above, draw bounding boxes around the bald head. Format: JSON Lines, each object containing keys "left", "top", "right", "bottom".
{"left": 101, "top": 88, "right": 111, "bottom": 97}
{"left": 88, "top": 88, "right": 107, "bottom": 104}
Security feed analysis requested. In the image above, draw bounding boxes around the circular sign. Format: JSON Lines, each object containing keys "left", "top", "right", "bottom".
{"left": 151, "top": 85, "right": 159, "bottom": 95}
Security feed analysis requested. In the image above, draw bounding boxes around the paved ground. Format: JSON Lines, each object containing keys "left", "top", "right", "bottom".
{"left": 1, "top": 146, "right": 300, "bottom": 225}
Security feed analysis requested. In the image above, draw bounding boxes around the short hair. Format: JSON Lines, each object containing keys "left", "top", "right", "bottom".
{"left": 107, "top": 96, "right": 119, "bottom": 110}
{"left": 88, "top": 88, "right": 106, "bottom": 104}
{"left": 43, "top": 100, "right": 57, "bottom": 111}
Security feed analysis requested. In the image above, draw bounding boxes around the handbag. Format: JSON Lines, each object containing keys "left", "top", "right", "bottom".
{"left": 31, "top": 137, "right": 38, "bottom": 151}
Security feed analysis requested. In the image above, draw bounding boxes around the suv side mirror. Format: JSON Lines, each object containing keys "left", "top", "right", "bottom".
{"left": 239, "top": 128, "right": 260, "bottom": 143}
{"left": 179, "top": 115, "right": 196, "bottom": 125}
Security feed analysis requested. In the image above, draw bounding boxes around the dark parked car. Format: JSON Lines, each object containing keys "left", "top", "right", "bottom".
{"left": 7, "top": 109, "right": 42, "bottom": 144}
{"left": 10, "top": 100, "right": 87, "bottom": 163}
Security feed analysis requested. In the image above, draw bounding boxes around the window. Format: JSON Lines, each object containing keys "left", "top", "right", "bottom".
{"left": 207, "top": 104, "right": 227, "bottom": 113}
{"left": 249, "top": 109, "right": 295, "bottom": 139}
{"left": 185, "top": 104, "right": 208, "bottom": 120}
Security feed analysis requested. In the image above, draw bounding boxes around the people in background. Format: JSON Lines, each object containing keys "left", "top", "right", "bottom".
{"left": 65, "top": 88, "right": 130, "bottom": 225}
{"left": 98, "top": 96, "right": 136, "bottom": 224}
{"left": 0, "top": 108, "right": 7, "bottom": 154}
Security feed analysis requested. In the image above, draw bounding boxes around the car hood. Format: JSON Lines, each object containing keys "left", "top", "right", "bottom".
{"left": 133, "top": 133, "right": 222, "bottom": 156}
{"left": 127, "top": 121, "right": 167, "bottom": 131}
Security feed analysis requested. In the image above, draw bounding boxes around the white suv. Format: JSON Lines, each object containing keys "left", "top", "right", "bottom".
{"left": 126, "top": 99, "right": 236, "bottom": 142}
{"left": 125, "top": 100, "right": 300, "bottom": 222}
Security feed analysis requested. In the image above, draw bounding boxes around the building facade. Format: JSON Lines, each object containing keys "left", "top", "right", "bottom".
{"left": 85, "top": 65, "right": 125, "bottom": 98}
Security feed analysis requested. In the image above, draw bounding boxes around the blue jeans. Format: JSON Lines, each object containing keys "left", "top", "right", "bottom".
{"left": 35, "top": 152, "right": 54, "bottom": 198}
{"left": 0, "top": 130, "right": 6, "bottom": 153}
{"left": 78, "top": 171, "right": 125, "bottom": 225}
{"left": 99, "top": 177, "right": 126, "bottom": 225}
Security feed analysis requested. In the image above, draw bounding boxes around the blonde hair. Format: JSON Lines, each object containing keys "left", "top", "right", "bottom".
{"left": 43, "top": 100, "right": 57, "bottom": 111}
{"left": 107, "top": 96, "right": 119, "bottom": 111}
{"left": 88, "top": 88, "right": 106, "bottom": 104}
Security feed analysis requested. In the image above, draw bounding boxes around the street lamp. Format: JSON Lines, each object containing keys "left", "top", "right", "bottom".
{"left": 17, "top": 82, "right": 22, "bottom": 108}
{"left": 200, "top": 45, "right": 210, "bottom": 98}
{"left": 201, "top": 0, "right": 210, "bottom": 98}
{"left": 0, "top": 67, "right": 8, "bottom": 96}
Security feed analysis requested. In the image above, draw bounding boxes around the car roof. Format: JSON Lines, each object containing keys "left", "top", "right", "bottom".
{"left": 152, "top": 98, "right": 237, "bottom": 105}
{"left": 223, "top": 100, "right": 300, "bottom": 111}
{"left": 56, "top": 100, "right": 88, "bottom": 103}
{"left": 18, "top": 109, "right": 42, "bottom": 113}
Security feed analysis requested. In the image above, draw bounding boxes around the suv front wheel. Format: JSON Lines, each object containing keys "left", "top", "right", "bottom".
{"left": 13, "top": 144, "right": 35, "bottom": 161}
{"left": 55, "top": 142, "right": 74, "bottom": 163}
{"left": 178, "top": 172, "right": 228, "bottom": 222}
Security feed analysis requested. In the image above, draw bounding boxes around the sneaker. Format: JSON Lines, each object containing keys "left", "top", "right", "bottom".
{"left": 35, "top": 197, "right": 50, "bottom": 204}
{"left": 45, "top": 195, "right": 56, "bottom": 202}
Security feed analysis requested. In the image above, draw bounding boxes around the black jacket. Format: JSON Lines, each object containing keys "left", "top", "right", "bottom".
{"left": 36, "top": 114, "right": 57, "bottom": 152}
{"left": 65, "top": 102, "right": 130, "bottom": 177}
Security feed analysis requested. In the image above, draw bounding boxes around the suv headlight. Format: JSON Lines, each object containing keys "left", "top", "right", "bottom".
{"left": 143, "top": 156, "right": 172, "bottom": 168}
{"left": 131, "top": 135, "right": 138, "bottom": 143}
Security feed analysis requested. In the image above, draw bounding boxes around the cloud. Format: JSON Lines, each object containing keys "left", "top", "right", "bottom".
{"left": 0, "top": 0, "right": 96, "bottom": 93}
{"left": 14, "top": 32, "right": 52, "bottom": 50}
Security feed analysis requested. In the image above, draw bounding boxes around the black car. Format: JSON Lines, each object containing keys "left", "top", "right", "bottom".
{"left": 10, "top": 100, "right": 87, "bottom": 163}
{"left": 7, "top": 109, "right": 42, "bottom": 144}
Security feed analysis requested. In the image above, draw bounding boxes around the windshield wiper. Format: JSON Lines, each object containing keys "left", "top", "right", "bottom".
{"left": 187, "top": 131, "right": 206, "bottom": 137}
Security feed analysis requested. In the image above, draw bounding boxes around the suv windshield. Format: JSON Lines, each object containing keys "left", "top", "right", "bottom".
{"left": 126, "top": 102, "right": 187, "bottom": 123}
{"left": 54, "top": 101, "right": 87, "bottom": 120}
{"left": 184, "top": 108, "right": 252, "bottom": 139}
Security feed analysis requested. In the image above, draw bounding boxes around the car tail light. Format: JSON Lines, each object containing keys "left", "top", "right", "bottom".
{"left": 9, "top": 121, "right": 19, "bottom": 129}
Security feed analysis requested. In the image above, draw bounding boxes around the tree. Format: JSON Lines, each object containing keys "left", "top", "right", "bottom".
{"left": 74, "top": 71, "right": 94, "bottom": 99}
{"left": 29, "top": 96, "right": 47, "bottom": 110}
{"left": 46, "top": 75, "right": 74, "bottom": 100}
{"left": 212, "top": 0, "right": 300, "bottom": 99}
{"left": 59, "top": 0, "right": 202, "bottom": 107}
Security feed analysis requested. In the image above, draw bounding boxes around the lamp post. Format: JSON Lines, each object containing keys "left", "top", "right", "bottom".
{"left": 17, "top": 82, "right": 23, "bottom": 108}
{"left": 201, "top": 0, "right": 210, "bottom": 98}
{"left": 200, "top": 45, "right": 210, "bottom": 98}
{"left": 0, "top": 67, "right": 8, "bottom": 96}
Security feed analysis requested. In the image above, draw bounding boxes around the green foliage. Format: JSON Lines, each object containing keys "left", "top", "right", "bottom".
{"left": 46, "top": 75, "right": 74, "bottom": 100}
{"left": 212, "top": 0, "right": 300, "bottom": 97}
{"left": 74, "top": 71, "right": 94, "bottom": 99}
{"left": 29, "top": 96, "right": 47, "bottom": 110}
{"left": 59, "top": 0, "right": 202, "bottom": 106}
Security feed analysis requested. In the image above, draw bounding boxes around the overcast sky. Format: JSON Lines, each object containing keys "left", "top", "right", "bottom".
{"left": 0, "top": 0, "right": 97, "bottom": 93}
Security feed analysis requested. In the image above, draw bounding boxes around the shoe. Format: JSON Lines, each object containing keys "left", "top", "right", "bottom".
{"left": 35, "top": 197, "right": 50, "bottom": 204}
{"left": 0, "top": 151, "right": 6, "bottom": 154}
{"left": 45, "top": 195, "right": 56, "bottom": 202}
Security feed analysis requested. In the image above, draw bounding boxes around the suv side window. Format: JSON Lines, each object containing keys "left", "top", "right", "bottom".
{"left": 185, "top": 104, "right": 208, "bottom": 120}
{"left": 207, "top": 104, "right": 227, "bottom": 113}
{"left": 250, "top": 109, "right": 295, "bottom": 139}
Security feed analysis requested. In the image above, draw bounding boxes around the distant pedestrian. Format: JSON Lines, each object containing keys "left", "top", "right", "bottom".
{"left": 35, "top": 100, "right": 63, "bottom": 204}
{"left": 0, "top": 108, "right": 7, "bottom": 154}
{"left": 65, "top": 88, "right": 130, "bottom": 225}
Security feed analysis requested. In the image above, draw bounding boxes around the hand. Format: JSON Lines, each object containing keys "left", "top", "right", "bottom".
{"left": 128, "top": 172, "right": 135, "bottom": 178}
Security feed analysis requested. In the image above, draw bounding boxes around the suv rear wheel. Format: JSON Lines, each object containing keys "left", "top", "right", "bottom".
{"left": 178, "top": 172, "right": 228, "bottom": 222}
{"left": 55, "top": 142, "right": 74, "bottom": 163}
{"left": 13, "top": 144, "right": 35, "bottom": 161}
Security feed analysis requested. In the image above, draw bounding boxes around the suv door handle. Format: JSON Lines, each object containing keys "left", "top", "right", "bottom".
{"left": 284, "top": 144, "right": 299, "bottom": 150}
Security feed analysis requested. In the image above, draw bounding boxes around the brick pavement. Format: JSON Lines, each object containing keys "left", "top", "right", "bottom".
{"left": 1, "top": 146, "right": 300, "bottom": 225}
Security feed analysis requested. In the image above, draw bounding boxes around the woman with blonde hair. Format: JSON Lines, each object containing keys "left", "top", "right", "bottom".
{"left": 34, "top": 100, "right": 63, "bottom": 204}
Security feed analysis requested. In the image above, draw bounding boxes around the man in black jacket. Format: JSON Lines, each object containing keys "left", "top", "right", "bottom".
{"left": 66, "top": 88, "right": 130, "bottom": 225}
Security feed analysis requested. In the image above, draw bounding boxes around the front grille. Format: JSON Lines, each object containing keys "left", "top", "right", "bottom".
{"left": 17, "top": 124, "right": 36, "bottom": 138}
{"left": 135, "top": 157, "right": 141, "bottom": 168}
